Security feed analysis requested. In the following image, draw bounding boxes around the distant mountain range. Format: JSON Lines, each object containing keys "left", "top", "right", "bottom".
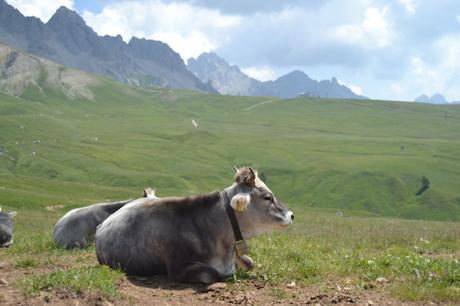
{"left": 414, "top": 93, "right": 459, "bottom": 104}
{"left": 0, "top": 0, "right": 366, "bottom": 99}
{"left": 187, "top": 52, "right": 367, "bottom": 99}
{"left": 0, "top": 0, "right": 216, "bottom": 93}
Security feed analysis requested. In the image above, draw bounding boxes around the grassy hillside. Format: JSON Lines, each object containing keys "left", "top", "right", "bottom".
{"left": 1, "top": 76, "right": 460, "bottom": 304}
{"left": 0, "top": 77, "right": 460, "bottom": 220}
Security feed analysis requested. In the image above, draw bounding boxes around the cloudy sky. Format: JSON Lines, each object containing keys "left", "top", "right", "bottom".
{"left": 6, "top": 0, "right": 460, "bottom": 101}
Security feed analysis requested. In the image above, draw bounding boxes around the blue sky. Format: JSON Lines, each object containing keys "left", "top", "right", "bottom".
{"left": 73, "top": 0, "right": 103, "bottom": 14}
{"left": 6, "top": 0, "right": 460, "bottom": 102}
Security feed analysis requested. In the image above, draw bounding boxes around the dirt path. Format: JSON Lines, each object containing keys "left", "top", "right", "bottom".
{"left": 0, "top": 259, "right": 428, "bottom": 306}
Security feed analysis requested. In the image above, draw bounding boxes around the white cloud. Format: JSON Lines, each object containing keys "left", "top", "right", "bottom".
{"left": 335, "top": 6, "right": 394, "bottom": 48}
{"left": 403, "top": 35, "right": 460, "bottom": 100}
{"left": 6, "top": 0, "right": 74, "bottom": 22}
{"left": 348, "top": 84, "right": 363, "bottom": 95}
{"left": 82, "top": 0, "right": 240, "bottom": 60}
{"left": 390, "top": 83, "right": 403, "bottom": 95}
{"left": 241, "top": 66, "right": 275, "bottom": 81}
{"left": 151, "top": 31, "right": 216, "bottom": 60}
{"left": 338, "top": 79, "right": 363, "bottom": 95}
{"left": 399, "top": 0, "right": 417, "bottom": 15}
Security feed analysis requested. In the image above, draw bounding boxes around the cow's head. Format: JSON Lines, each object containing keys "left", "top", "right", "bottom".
{"left": 0, "top": 207, "right": 17, "bottom": 248}
{"left": 228, "top": 167, "right": 294, "bottom": 238}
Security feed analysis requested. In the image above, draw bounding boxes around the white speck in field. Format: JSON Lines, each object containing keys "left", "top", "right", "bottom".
{"left": 192, "top": 119, "right": 199, "bottom": 128}
{"left": 286, "top": 281, "right": 296, "bottom": 289}
{"left": 31, "top": 152, "right": 36, "bottom": 156}
{"left": 414, "top": 269, "right": 421, "bottom": 280}
{"left": 419, "top": 237, "right": 430, "bottom": 244}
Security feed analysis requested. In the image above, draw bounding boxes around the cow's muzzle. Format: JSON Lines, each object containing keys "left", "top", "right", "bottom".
{"left": 281, "top": 211, "right": 294, "bottom": 226}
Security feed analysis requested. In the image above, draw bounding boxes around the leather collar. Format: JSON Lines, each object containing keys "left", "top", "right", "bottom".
{"left": 221, "top": 191, "right": 249, "bottom": 257}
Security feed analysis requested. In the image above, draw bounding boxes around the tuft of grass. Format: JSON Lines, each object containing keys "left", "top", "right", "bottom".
{"left": 19, "top": 266, "right": 123, "bottom": 298}
{"left": 15, "top": 258, "right": 39, "bottom": 269}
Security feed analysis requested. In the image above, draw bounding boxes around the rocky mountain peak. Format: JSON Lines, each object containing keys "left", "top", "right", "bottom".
{"left": 0, "top": 0, "right": 215, "bottom": 93}
{"left": 195, "top": 52, "right": 229, "bottom": 66}
{"left": 128, "top": 37, "right": 186, "bottom": 72}
{"left": 47, "top": 6, "right": 87, "bottom": 27}
{"left": 277, "top": 70, "right": 314, "bottom": 84}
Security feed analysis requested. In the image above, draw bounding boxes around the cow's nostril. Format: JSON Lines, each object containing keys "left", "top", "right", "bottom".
{"left": 291, "top": 214, "right": 294, "bottom": 221}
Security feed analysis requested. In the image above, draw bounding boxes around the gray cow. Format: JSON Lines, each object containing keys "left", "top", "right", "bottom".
{"left": 0, "top": 207, "right": 17, "bottom": 248}
{"left": 95, "top": 167, "right": 294, "bottom": 283}
{"left": 53, "top": 188, "right": 158, "bottom": 249}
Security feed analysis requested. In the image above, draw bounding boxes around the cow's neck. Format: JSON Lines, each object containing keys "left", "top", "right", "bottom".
{"left": 222, "top": 186, "right": 258, "bottom": 240}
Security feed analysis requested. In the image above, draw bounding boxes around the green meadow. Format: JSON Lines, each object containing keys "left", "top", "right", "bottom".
{"left": 0, "top": 76, "right": 459, "bottom": 303}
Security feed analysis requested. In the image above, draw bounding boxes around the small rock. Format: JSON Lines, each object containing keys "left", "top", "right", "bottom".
{"left": 206, "top": 282, "right": 227, "bottom": 292}
{"left": 0, "top": 278, "right": 8, "bottom": 285}
{"left": 287, "top": 281, "right": 296, "bottom": 289}
{"left": 368, "top": 300, "right": 374, "bottom": 305}
{"left": 43, "top": 295, "right": 51, "bottom": 303}
{"left": 375, "top": 277, "right": 388, "bottom": 284}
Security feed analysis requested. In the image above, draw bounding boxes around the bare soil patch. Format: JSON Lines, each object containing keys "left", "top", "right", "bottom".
{"left": 0, "top": 257, "right": 428, "bottom": 306}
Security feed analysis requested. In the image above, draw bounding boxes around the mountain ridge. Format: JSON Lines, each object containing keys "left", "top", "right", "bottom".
{"left": 187, "top": 52, "right": 367, "bottom": 99}
{"left": 0, "top": 1, "right": 217, "bottom": 93}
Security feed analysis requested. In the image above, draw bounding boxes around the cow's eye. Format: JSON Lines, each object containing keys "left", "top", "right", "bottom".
{"left": 263, "top": 196, "right": 272, "bottom": 201}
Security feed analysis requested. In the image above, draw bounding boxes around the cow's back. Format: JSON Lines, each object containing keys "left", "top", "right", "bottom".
{"left": 53, "top": 200, "right": 132, "bottom": 249}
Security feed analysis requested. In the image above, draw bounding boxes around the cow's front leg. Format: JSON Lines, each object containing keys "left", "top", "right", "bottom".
{"left": 169, "top": 262, "right": 222, "bottom": 284}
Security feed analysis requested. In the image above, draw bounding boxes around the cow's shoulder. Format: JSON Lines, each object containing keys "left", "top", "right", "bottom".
{"left": 142, "top": 191, "right": 221, "bottom": 212}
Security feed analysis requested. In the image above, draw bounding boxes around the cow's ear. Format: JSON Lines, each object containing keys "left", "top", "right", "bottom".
{"left": 9, "top": 211, "right": 17, "bottom": 218}
{"left": 230, "top": 193, "right": 251, "bottom": 212}
{"left": 234, "top": 167, "right": 256, "bottom": 187}
{"left": 143, "top": 187, "right": 157, "bottom": 199}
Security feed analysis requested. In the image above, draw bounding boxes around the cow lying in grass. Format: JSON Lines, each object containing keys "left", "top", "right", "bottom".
{"left": 53, "top": 188, "right": 158, "bottom": 249}
{"left": 0, "top": 207, "right": 17, "bottom": 248}
{"left": 96, "top": 167, "right": 294, "bottom": 284}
